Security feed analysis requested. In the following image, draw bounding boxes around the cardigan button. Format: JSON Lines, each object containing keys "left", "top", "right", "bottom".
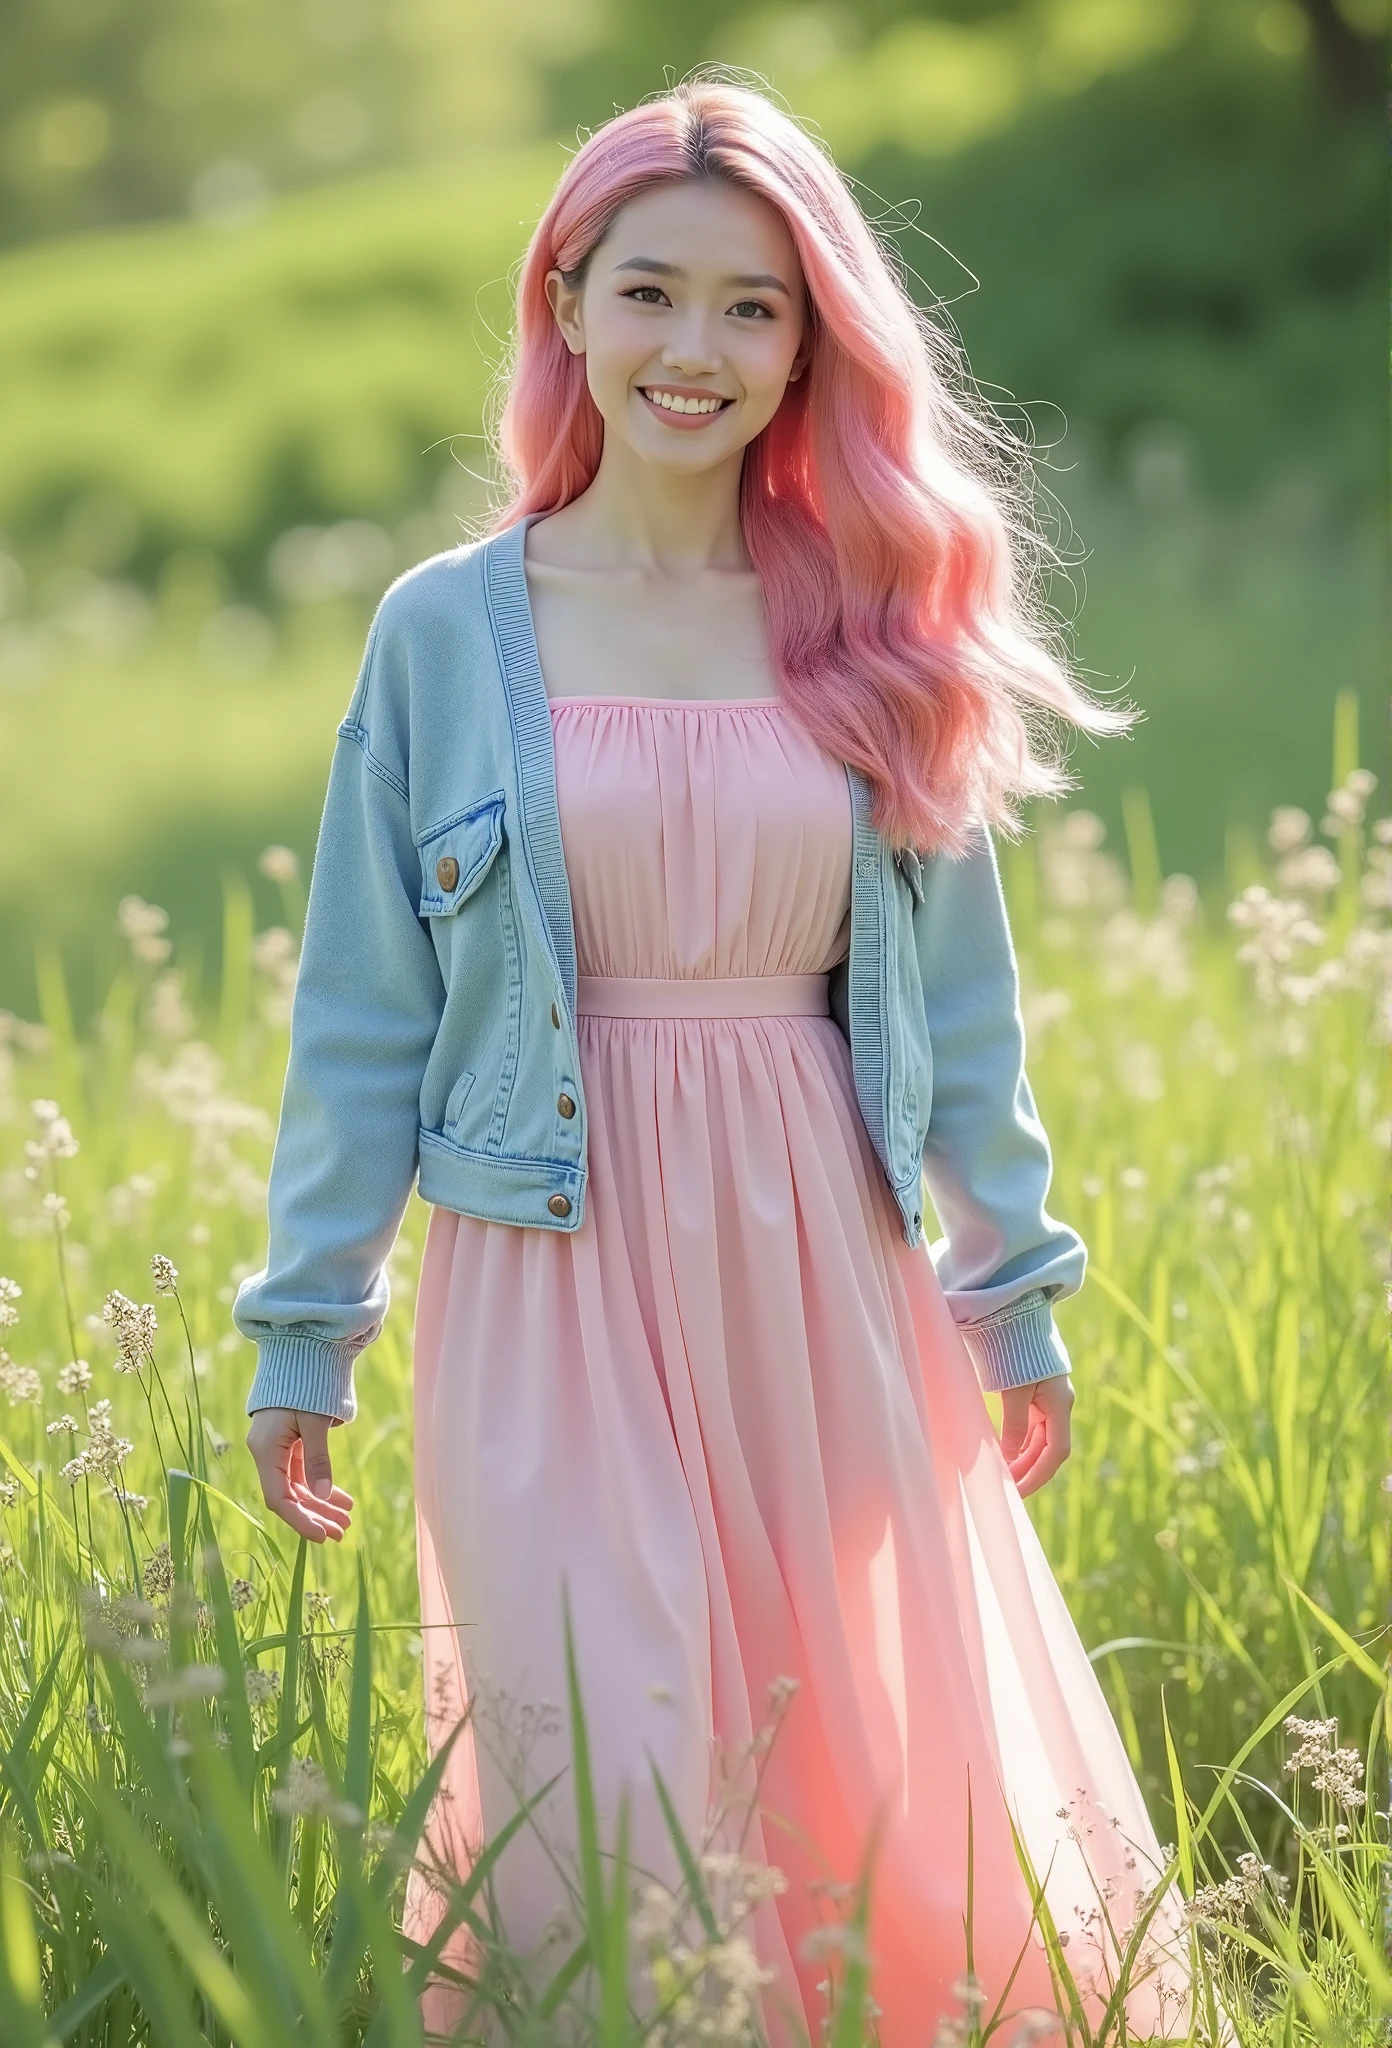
{"left": 436, "top": 855, "right": 459, "bottom": 891}
{"left": 550, "top": 1001, "right": 561, "bottom": 1028}
{"left": 557, "top": 1092, "right": 576, "bottom": 1119}
{"left": 547, "top": 1192, "right": 572, "bottom": 1218}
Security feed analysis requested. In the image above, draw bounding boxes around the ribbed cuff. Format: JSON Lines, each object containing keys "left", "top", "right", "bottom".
{"left": 245, "top": 1335, "right": 360, "bottom": 1425}
{"left": 959, "top": 1292, "right": 1073, "bottom": 1393}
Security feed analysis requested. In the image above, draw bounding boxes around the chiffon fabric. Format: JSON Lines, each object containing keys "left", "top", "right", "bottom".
{"left": 402, "top": 697, "right": 1188, "bottom": 2044}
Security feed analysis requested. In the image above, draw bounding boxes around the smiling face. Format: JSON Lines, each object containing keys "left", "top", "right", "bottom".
{"left": 544, "top": 177, "right": 812, "bottom": 476}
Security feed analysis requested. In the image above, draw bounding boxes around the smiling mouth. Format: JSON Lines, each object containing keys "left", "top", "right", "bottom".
{"left": 638, "top": 386, "right": 732, "bottom": 421}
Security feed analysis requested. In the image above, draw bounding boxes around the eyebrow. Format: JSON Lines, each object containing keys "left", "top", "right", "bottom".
{"left": 611, "top": 256, "right": 791, "bottom": 297}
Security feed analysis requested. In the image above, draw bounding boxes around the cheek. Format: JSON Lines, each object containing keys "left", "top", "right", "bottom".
{"left": 735, "top": 326, "right": 804, "bottom": 397}
{"left": 581, "top": 307, "right": 650, "bottom": 389}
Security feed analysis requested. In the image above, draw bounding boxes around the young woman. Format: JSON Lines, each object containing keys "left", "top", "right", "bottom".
{"left": 236, "top": 78, "right": 1189, "bottom": 2046}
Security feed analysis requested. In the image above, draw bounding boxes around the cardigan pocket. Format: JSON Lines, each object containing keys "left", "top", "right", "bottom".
{"left": 416, "top": 793, "right": 506, "bottom": 916}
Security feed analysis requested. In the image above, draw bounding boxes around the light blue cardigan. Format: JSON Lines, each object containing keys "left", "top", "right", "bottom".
{"left": 234, "top": 518, "right": 1086, "bottom": 1421}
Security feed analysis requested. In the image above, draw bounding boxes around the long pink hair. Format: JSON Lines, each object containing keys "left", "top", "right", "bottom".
{"left": 490, "top": 77, "right": 1132, "bottom": 857}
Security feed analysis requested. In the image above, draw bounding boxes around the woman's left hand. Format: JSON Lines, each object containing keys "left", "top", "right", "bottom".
{"left": 998, "top": 1375, "right": 1074, "bottom": 1497}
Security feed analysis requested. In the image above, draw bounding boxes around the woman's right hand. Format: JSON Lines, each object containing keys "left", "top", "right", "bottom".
{"left": 246, "top": 1407, "right": 355, "bottom": 1543}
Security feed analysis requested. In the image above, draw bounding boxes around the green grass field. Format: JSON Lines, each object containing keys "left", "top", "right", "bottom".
{"left": 0, "top": 696, "right": 1385, "bottom": 2042}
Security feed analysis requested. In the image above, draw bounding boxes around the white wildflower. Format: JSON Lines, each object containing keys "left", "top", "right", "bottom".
{"left": 102, "top": 1291, "right": 158, "bottom": 1372}
{"left": 1, "top": 1364, "right": 42, "bottom": 1406}
{"left": 257, "top": 845, "right": 300, "bottom": 885}
{"left": 144, "top": 1663, "right": 227, "bottom": 1709}
{"left": 116, "top": 895, "right": 173, "bottom": 966}
{"left": 144, "top": 969, "right": 195, "bottom": 1040}
{"left": 1267, "top": 806, "right": 1311, "bottom": 854}
{"left": 270, "top": 1756, "right": 361, "bottom": 1825}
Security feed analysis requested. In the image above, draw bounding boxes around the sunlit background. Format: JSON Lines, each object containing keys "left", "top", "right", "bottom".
{"left": 0, "top": 0, "right": 1384, "bottom": 1020}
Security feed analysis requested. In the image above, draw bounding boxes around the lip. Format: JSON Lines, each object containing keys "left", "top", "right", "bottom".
{"left": 637, "top": 385, "right": 733, "bottom": 430}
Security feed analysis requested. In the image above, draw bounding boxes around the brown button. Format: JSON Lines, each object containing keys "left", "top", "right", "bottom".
{"left": 436, "top": 855, "right": 459, "bottom": 892}
{"left": 557, "top": 1092, "right": 576, "bottom": 1119}
{"left": 546, "top": 1192, "right": 572, "bottom": 1217}
{"left": 550, "top": 1001, "right": 560, "bottom": 1028}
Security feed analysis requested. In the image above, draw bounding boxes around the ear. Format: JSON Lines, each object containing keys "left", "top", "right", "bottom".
{"left": 787, "top": 332, "right": 813, "bottom": 384}
{"left": 545, "top": 268, "right": 586, "bottom": 358}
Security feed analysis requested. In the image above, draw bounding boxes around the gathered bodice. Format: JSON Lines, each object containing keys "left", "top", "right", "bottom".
{"left": 549, "top": 696, "right": 853, "bottom": 982}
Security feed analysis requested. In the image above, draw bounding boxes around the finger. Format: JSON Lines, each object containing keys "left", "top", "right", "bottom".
{"left": 297, "top": 1413, "right": 339, "bottom": 1506}
{"left": 286, "top": 1482, "right": 352, "bottom": 1535}
{"left": 1007, "top": 1425, "right": 1052, "bottom": 1492}
{"left": 280, "top": 1432, "right": 350, "bottom": 1535}
{"left": 262, "top": 1466, "right": 331, "bottom": 1542}
{"left": 1005, "top": 1411, "right": 1047, "bottom": 1477}
{"left": 252, "top": 1428, "right": 332, "bottom": 1541}
{"left": 1015, "top": 1413, "right": 1072, "bottom": 1498}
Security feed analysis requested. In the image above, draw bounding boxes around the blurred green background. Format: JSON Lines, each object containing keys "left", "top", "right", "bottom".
{"left": 0, "top": 0, "right": 1384, "bottom": 1020}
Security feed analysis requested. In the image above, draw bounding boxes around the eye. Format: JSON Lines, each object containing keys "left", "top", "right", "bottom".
{"left": 729, "top": 299, "right": 774, "bottom": 320}
{"left": 622, "top": 285, "right": 670, "bottom": 306}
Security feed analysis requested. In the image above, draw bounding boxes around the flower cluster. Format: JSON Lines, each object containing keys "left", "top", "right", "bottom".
{"left": 0, "top": 1360, "right": 41, "bottom": 1406}
{"left": 117, "top": 895, "right": 173, "bottom": 966}
{"left": 149, "top": 1253, "right": 178, "bottom": 1295}
{"left": 2, "top": 1267, "right": 35, "bottom": 1399}
{"left": 270, "top": 1756, "right": 361, "bottom": 1825}
{"left": 143, "top": 1542, "right": 175, "bottom": 1600}
{"left": 131, "top": 1040, "right": 272, "bottom": 1213}
{"left": 251, "top": 926, "right": 300, "bottom": 1031}
{"left": 101, "top": 1290, "right": 158, "bottom": 1373}
{"left": 58, "top": 1398, "right": 134, "bottom": 1484}
{"left": 1228, "top": 773, "right": 1391, "bottom": 1017}
{"left": 1183, "top": 1851, "right": 1285, "bottom": 1928}
{"left": 1283, "top": 1715, "right": 1366, "bottom": 1811}
{"left": 26, "top": 1098, "right": 80, "bottom": 1165}
{"left": 632, "top": 1847, "right": 785, "bottom": 2045}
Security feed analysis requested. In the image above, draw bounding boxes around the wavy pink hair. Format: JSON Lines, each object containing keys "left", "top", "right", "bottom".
{"left": 490, "top": 78, "right": 1131, "bottom": 856}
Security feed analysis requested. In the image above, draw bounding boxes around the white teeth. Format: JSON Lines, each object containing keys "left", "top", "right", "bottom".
{"left": 645, "top": 389, "right": 723, "bottom": 414}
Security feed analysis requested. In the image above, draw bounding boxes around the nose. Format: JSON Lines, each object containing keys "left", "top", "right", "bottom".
{"left": 660, "top": 311, "right": 723, "bottom": 376}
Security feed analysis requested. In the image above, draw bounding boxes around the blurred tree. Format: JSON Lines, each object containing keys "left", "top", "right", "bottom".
{"left": 1290, "top": 0, "right": 1387, "bottom": 104}
{"left": 0, "top": 0, "right": 600, "bottom": 247}
{"left": 0, "top": 0, "right": 1383, "bottom": 248}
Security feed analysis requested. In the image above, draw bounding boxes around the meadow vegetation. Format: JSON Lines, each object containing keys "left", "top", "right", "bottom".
{"left": 0, "top": 698, "right": 1385, "bottom": 2043}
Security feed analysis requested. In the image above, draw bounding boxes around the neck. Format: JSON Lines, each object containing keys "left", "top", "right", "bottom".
{"left": 558, "top": 430, "right": 750, "bottom": 576}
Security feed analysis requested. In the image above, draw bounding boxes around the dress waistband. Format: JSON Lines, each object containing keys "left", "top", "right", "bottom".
{"left": 575, "top": 973, "right": 831, "bottom": 1019}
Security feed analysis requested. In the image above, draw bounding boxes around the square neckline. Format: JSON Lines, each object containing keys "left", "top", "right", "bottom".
{"left": 546, "top": 694, "right": 785, "bottom": 710}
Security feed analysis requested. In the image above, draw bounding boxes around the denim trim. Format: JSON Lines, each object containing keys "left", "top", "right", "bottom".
{"left": 959, "top": 1293, "right": 1072, "bottom": 1393}
{"left": 246, "top": 1334, "right": 360, "bottom": 1424}
{"left": 845, "top": 762, "right": 891, "bottom": 1179}
{"left": 337, "top": 721, "right": 410, "bottom": 805}
{"left": 418, "top": 1127, "right": 587, "bottom": 1227}
{"left": 484, "top": 518, "right": 579, "bottom": 1019}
